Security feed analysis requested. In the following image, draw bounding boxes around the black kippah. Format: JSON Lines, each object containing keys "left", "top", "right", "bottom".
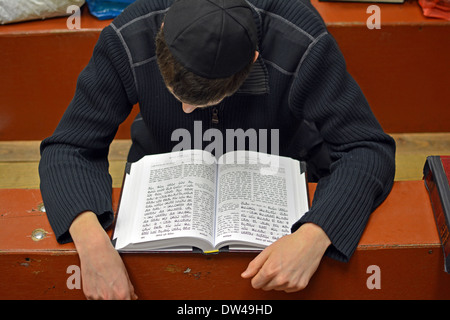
{"left": 163, "top": 0, "right": 258, "bottom": 79}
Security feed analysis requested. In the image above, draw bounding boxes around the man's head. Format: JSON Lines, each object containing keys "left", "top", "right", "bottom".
{"left": 156, "top": 0, "right": 258, "bottom": 112}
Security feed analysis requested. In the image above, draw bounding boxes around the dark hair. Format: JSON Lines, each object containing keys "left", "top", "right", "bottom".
{"left": 155, "top": 27, "right": 254, "bottom": 106}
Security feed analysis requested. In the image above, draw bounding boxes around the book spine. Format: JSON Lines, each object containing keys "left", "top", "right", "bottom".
{"left": 111, "top": 161, "right": 133, "bottom": 246}
{"left": 424, "top": 156, "right": 450, "bottom": 273}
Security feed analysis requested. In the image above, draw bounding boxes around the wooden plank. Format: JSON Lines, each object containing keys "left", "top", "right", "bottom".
{"left": 311, "top": 0, "right": 450, "bottom": 26}
{"left": 0, "top": 139, "right": 131, "bottom": 162}
{"left": 0, "top": 162, "right": 39, "bottom": 189}
{"left": 0, "top": 2, "right": 449, "bottom": 140}
{"left": 1, "top": 134, "right": 449, "bottom": 188}
{"left": 0, "top": 141, "right": 41, "bottom": 162}
{"left": 391, "top": 133, "right": 450, "bottom": 181}
{"left": 328, "top": 24, "right": 449, "bottom": 133}
{"left": 0, "top": 8, "right": 139, "bottom": 141}
{"left": 0, "top": 181, "right": 449, "bottom": 299}
{"left": 0, "top": 182, "right": 438, "bottom": 251}
{"left": 0, "top": 139, "right": 131, "bottom": 189}
{"left": 2, "top": 134, "right": 449, "bottom": 162}
{"left": 0, "top": 161, "right": 127, "bottom": 189}
{"left": 391, "top": 133, "right": 450, "bottom": 154}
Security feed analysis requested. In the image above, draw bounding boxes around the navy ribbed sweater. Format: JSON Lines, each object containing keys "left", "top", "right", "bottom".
{"left": 39, "top": 0, "right": 395, "bottom": 262}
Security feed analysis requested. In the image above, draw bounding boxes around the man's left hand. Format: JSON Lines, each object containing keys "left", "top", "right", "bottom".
{"left": 241, "top": 222, "right": 331, "bottom": 292}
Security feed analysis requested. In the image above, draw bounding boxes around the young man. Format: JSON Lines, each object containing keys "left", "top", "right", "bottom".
{"left": 39, "top": 0, "right": 395, "bottom": 299}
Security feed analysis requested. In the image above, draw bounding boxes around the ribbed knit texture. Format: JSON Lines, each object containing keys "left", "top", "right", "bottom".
{"left": 39, "top": 0, "right": 395, "bottom": 262}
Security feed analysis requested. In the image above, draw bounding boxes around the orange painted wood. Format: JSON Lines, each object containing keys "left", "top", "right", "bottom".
{"left": 314, "top": 0, "right": 450, "bottom": 133}
{"left": 312, "top": 0, "right": 449, "bottom": 25}
{"left": 0, "top": 7, "right": 138, "bottom": 141}
{"left": 326, "top": 25, "right": 450, "bottom": 134}
{"left": 1, "top": 181, "right": 449, "bottom": 299}
{"left": 0, "top": 2, "right": 449, "bottom": 141}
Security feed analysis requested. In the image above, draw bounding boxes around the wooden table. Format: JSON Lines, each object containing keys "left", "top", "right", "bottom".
{"left": 1, "top": 180, "right": 449, "bottom": 300}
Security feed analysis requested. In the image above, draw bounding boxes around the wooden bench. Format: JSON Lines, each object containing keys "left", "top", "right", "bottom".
{"left": 2, "top": 134, "right": 449, "bottom": 189}
{"left": 1, "top": 0, "right": 449, "bottom": 300}
{"left": 0, "top": 1, "right": 449, "bottom": 141}
{"left": 1, "top": 180, "right": 449, "bottom": 300}
{"left": 1, "top": 135, "right": 449, "bottom": 299}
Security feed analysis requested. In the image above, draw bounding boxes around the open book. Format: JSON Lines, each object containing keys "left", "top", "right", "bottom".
{"left": 112, "top": 150, "right": 309, "bottom": 253}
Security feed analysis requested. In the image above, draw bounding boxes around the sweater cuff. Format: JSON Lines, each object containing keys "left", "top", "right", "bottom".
{"left": 290, "top": 168, "right": 389, "bottom": 262}
{"left": 291, "top": 218, "right": 350, "bottom": 262}
{"left": 52, "top": 209, "right": 115, "bottom": 245}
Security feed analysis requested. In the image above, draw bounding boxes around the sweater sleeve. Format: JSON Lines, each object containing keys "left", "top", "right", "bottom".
{"left": 39, "top": 25, "right": 137, "bottom": 244}
{"left": 289, "top": 33, "right": 396, "bottom": 262}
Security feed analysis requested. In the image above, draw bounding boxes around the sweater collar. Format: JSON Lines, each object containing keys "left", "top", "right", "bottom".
{"left": 236, "top": 57, "right": 269, "bottom": 95}
{"left": 235, "top": 2, "right": 269, "bottom": 96}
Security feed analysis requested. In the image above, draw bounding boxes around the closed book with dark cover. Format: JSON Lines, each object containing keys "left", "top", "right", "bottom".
{"left": 424, "top": 156, "right": 450, "bottom": 273}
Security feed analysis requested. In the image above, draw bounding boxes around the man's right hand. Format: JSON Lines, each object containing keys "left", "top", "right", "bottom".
{"left": 69, "top": 211, "right": 138, "bottom": 300}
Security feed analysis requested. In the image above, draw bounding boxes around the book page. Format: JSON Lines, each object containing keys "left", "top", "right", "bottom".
{"left": 121, "top": 150, "right": 217, "bottom": 250}
{"left": 214, "top": 151, "right": 308, "bottom": 249}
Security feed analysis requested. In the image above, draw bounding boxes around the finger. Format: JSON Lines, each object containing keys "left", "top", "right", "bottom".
{"left": 129, "top": 282, "right": 138, "bottom": 300}
{"left": 250, "top": 267, "right": 274, "bottom": 290}
{"left": 241, "top": 248, "right": 271, "bottom": 279}
{"left": 125, "top": 272, "right": 138, "bottom": 300}
{"left": 254, "top": 267, "right": 291, "bottom": 291}
{"left": 260, "top": 280, "right": 291, "bottom": 292}
{"left": 263, "top": 275, "right": 309, "bottom": 293}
